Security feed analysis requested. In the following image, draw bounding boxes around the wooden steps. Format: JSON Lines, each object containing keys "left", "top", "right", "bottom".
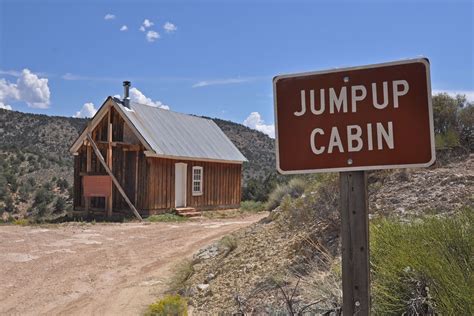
{"left": 176, "top": 207, "right": 201, "bottom": 218}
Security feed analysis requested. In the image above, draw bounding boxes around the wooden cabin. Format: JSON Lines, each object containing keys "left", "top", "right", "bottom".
{"left": 70, "top": 82, "right": 247, "bottom": 219}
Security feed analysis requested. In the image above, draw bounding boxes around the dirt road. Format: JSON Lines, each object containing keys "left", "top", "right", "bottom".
{"left": 0, "top": 214, "right": 265, "bottom": 315}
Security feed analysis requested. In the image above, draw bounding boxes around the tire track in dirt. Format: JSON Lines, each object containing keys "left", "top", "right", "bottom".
{"left": 0, "top": 214, "right": 266, "bottom": 316}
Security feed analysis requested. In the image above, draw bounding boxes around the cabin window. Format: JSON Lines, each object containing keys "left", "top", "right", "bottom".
{"left": 192, "top": 166, "right": 203, "bottom": 196}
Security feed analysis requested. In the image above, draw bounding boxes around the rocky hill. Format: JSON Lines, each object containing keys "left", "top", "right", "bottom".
{"left": 177, "top": 155, "right": 473, "bottom": 314}
{"left": 0, "top": 108, "right": 276, "bottom": 220}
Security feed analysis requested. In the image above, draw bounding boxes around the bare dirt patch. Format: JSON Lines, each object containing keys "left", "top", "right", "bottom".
{"left": 0, "top": 213, "right": 266, "bottom": 316}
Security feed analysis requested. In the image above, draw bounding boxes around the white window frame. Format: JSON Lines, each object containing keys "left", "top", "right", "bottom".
{"left": 192, "top": 166, "right": 203, "bottom": 196}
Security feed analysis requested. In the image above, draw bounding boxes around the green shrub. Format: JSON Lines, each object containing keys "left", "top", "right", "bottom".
{"left": 27, "top": 177, "right": 36, "bottom": 187}
{"left": 56, "top": 178, "right": 69, "bottom": 193}
{"left": 19, "top": 183, "right": 32, "bottom": 202}
{"left": 435, "top": 129, "right": 460, "bottom": 148}
{"left": 265, "top": 178, "right": 306, "bottom": 211}
{"left": 432, "top": 93, "right": 473, "bottom": 150}
{"left": 13, "top": 218, "right": 29, "bottom": 226}
{"left": 4, "top": 194, "right": 15, "bottom": 213}
{"left": 265, "top": 184, "right": 290, "bottom": 211}
{"left": 240, "top": 200, "right": 265, "bottom": 213}
{"left": 287, "top": 178, "right": 306, "bottom": 197}
{"left": 146, "top": 294, "right": 188, "bottom": 316}
{"left": 54, "top": 196, "right": 66, "bottom": 213}
{"left": 0, "top": 175, "right": 7, "bottom": 200}
{"left": 371, "top": 209, "right": 473, "bottom": 315}
{"left": 34, "top": 187, "right": 54, "bottom": 206}
{"left": 146, "top": 214, "right": 188, "bottom": 222}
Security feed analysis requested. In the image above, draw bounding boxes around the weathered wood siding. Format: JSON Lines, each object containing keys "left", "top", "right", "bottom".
{"left": 143, "top": 157, "right": 242, "bottom": 213}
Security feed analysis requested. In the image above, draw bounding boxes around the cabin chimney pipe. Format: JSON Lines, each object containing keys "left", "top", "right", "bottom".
{"left": 123, "top": 81, "right": 131, "bottom": 108}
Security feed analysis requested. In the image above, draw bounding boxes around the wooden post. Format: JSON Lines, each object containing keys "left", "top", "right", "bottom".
{"left": 339, "top": 171, "right": 370, "bottom": 315}
{"left": 85, "top": 144, "right": 92, "bottom": 213}
{"left": 106, "top": 111, "right": 113, "bottom": 217}
{"left": 134, "top": 151, "right": 139, "bottom": 206}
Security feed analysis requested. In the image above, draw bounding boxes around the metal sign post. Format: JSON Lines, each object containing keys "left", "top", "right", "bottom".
{"left": 272, "top": 58, "right": 435, "bottom": 315}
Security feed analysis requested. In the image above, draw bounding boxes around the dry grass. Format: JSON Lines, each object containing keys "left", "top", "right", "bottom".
{"left": 167, "top": 259, "right": 195, "bottom": 294}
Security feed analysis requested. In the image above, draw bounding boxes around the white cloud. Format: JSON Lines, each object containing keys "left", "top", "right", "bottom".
{"left": 143, "top": 19, "right": 154, "bottom": 28}
{"left": 129, "top": 87, "right": 169, "bottom": 110}
{"left": 0, "top": 69, "right": 50, "bottom": 109}
{"left": 62, "top": 73, "right": 82, "bottom": 80}
{"left": 146, "top": 30, "right": 160, "bottom": 42}
{"left": 0, "top": 78, "right": 20, "bottom": 101}
{"left": 120, "top": 25, "right": 128, "bottom": 31}
{"left": 163, "top": 22, "right": 177, "bottom": 33}
{"left": 192, "top": 78, "right": 253, "bottom": 88}
{"left": 73, "top": 102, "right": 97, "bottom": 118}
{"left": 16, "top": 69, "right": 51, "bottom": 108}
{"left": 104, "top": 14, "right": 116, "bottom": 20}
{"left": 0, "top": 69, "right": 21, "bottom": 77}
{"left": 140, "top": 19, "right": 156, "bottom": 37}
{"left": 243, "top": 112, "right": 275, "bottom": 138}
{"left": 432, "top": 89, "right": 474, "bottom": 103}
{"left": 0, "top": 102, "right": 12, "bottom": 110}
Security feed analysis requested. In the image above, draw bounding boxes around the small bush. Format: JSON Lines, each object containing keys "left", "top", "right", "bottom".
{"left": 371, "top": 209, "right": 473, "bottom": 315}
{"left": 4, "top": 194, "right": 15, "bottom": 213}
{"left": 13, "top": 218, "right": 29, "bottom": 226}
{"left": 265, "top": 178, "right": 306, "bottom": 211}
{"left": 54, "top": 196, "right": 66, "bottom": 213}
{"left": 56, "top": 178, "right": 69, "bottom": 193}
{"left": 240, "top": 200, "right": 265, "bottom": 213}
{"left": 266, "top": 185, "right": 290, "bottom": 211}
{"left": 34, "top": 187, "right": 54, "bottom": 206}
{"left": 147, "top": 214, "right": 188, "bottom": 222}
{"left": 287, "top": 178, "right": 306, "bottom": 197}
{"left": 168, "top": 260, "right": 194, "bottom": 293}
{"left": 146, "top": 294, "right": 188, "bottom": 316}
{"left": 19, "top": 182, "right": 32, "bottom": 202}
{"left": 219, "top": 235, "right": 238, "bottom": 253}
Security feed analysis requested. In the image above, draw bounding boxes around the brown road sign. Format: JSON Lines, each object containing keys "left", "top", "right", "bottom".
{"left": 273, "top": 58, "right": 435, "bottom": 174}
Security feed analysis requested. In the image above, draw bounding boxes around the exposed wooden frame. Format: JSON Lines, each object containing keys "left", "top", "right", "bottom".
{"left": 85, "top": 145, "right": 92, "bottom": 213}
{"left": 70, "top": 98, "right": 154, "bottom": 155}
{"left": 87, "top": 133, "right": 143, "bottom": 221}
{"left": 106, "top": 110, "right": 113, "bottom": 217}
{"left": 96, "top": 141, "right": 141, "bottom": 151}
{"left": 134, "top": 151, "right": 139, "bottom": 206}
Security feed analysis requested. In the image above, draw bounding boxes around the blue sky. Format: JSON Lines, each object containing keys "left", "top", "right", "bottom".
{"left": 0, "top": 0, "right": 472, "bottom": 137}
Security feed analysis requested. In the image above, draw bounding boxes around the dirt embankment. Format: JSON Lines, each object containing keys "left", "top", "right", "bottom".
{"left": 0, "top": 213, "right": 266, "bottom": 316}
{"left": 183, "top": 155, "right": 473, "bottom": 314}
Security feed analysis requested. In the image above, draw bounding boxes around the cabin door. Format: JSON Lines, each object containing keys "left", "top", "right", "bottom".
{"left": 175, "top": 163, "right": 187, "bottom": 208}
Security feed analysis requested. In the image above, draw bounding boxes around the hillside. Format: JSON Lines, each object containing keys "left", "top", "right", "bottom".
{"left": 178, "top": 155, "right": 473, "bottom": 314}
{"left": 212, "top": 117, "right": 276, "bottom": 184}
{"left": 0, "top": 108, "right": 276, "bottom": 220}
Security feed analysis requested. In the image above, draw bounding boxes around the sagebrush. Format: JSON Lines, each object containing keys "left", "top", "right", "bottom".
{"left": 371, "top": 209, "right": 473, "bottom": 315}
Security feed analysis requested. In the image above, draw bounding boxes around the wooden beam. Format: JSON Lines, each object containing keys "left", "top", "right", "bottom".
{"left": 87, "top": 133, "right": 143, "bottom": 221}
{"left": 96, "top": 141, "right": 141, "bottom": 151}
{"left": 85, "top": 145, "right": 92, "bottom": 213}
{"left": 106, "top": 111, "right": 113, "bottom": 217}
{"left": 134, "top": 151, "right": 139, "bottom": 206}
{"left": 339, "top": 171, "right": 370, "bottom": 315}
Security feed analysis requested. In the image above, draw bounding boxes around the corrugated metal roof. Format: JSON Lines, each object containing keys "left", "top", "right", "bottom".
{"left": 112, "top": 98, "right": 247, "bottom": 162}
